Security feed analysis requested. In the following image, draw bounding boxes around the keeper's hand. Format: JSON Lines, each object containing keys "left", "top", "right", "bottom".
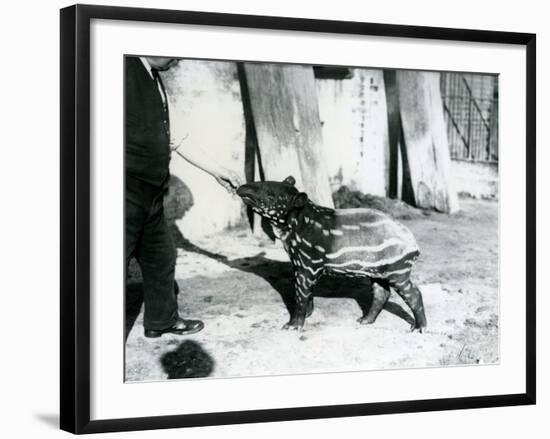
{"left": 214, "top": 169, "right": 242, "bottom": 194}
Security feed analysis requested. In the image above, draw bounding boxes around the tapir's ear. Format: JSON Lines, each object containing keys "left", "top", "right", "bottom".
{"left": 283, "top": 176, "right": 296, "bottom": 186}
{"left": 293, "top": 192, "right": 308, "bottom": 208}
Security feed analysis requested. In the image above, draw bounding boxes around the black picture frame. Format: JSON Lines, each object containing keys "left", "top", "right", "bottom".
{"left": 60, "top": 4, "right": 536, "bottom": 434}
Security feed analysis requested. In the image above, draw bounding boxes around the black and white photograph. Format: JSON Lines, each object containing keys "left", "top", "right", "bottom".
{"left": 1, "top": 0, "right": 545, "bottom": 436}
{"left": 124, "top": 56, "right": 500, "bottom": 382}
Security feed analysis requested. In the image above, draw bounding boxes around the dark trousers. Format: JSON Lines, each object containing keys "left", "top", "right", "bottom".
{"left": 126, "top": 174, "right": 178, "bottom": 330}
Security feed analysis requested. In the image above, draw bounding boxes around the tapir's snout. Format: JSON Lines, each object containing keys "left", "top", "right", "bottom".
{"left": 236, "top": 184, "right": 259, "bottom": 205}
{"left": 236, "top": 184, "right": 249, "bottom": 197}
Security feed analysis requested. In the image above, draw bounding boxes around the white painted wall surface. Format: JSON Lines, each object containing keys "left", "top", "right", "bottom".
{"left": 163, "top": 60, "right": 246, "bottom": 239}
{"left": 317, "top": 69, "right": 390, "bottom": 196}
{"left": 451, "top": 160, "right": 499, "bottom": 199}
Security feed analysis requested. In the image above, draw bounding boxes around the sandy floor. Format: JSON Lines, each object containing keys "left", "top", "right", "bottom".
{"left": 125, "top": 198, "right": 499, "bottom": 381}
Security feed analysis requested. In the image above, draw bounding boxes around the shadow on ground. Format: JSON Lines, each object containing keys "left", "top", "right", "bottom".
{"left": 161, "top": 340, "right": 215, "bottom": 379}
{"left": 223, "top": 252, "right": 414, "bottom": 326}
{"left": 173, "top": 223, "right": 414, "bottom": 327}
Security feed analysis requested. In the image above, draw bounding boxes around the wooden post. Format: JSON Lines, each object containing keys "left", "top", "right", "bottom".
{"left": 384, "top": 70, "right": 402, "bottom": 199}
{"left": 242, "top": 63, "right": 334, "bottom": 208}
{"left": 237, "top": 63, "right": 263, "bottom": 234}
{"left": 396, "top": 71, "right": 459, "bottom": 213}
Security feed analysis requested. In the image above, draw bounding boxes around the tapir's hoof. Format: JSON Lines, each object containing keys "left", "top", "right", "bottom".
{"left": 410, "top": 323, "right": 426, "bottom": 333}
{"left": 357, "top": 316, "right": 376, "bottom": 325}
{"left": 282, "top": 322, "right": 303, "bottom": 331}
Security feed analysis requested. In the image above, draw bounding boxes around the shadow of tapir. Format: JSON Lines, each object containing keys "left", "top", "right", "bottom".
{"left": 237, "top": 176, "right": 427, "bottom": 332}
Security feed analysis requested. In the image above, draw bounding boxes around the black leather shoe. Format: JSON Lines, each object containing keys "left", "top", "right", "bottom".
{"left": 144, "top": 318, "right": 204, "bottom": 338}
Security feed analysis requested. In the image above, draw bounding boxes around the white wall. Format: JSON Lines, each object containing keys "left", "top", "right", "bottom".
{"left": 317, "top": 69, "right": 389, "bottom": 195}
{"left": 163, "top": 60, "right": 246, "bottom": 239}
{"left": 451, "top": 160, "right": 499, "bottom": 199}
{"left": 2, "top": 1, "right": 547, "bottom": 439}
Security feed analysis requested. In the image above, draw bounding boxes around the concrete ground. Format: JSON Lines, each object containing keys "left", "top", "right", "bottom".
{"left": 125, "top": 198, "right": 499, "bottom": 381}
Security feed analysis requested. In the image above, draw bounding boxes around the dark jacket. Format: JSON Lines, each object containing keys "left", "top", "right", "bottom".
{"left": 125, "top": 56, "right": 171, "bottom": 186}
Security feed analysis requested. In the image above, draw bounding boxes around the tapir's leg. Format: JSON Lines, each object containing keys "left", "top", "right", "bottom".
{"left": 389, "top": 276, "right": 427, "bottom": 332}
{"left": 283, "top": 268, "right": 319, "bottom": 330}
{"left": 358, "top": 281, "right": 390, "bottom": 325}
{"left": 305, "top": 296, "right": 314, "bottom": 318}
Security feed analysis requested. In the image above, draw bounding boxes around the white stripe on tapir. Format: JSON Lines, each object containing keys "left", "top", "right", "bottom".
{"left": 341, "top": 225, "right": 360, "bottom": 230}
{"left": 299, "top": 250, "right": 324, "bottom": 263}
{"left": 330, "top": 267, "right": 411, "bottom": 278}
{"left": 326, "top": 238, "right": 408, "bottom": 259}
{"left": 297, "top": 288, "right": 308, "bottom": 297}
{"left": 298, "top": 248, "right": 311, "bottom": 259}
{"left": 325, "top": 253, "right": 411, "bottom": 268}
{"left": 393, "top": 278, "right": 410, "bottom": 287}
{"left": 371, "top": 267, "right": 412, "bottom": 277}
{"left": 333, "top": 208, "right": 385, "bottom": 216}
{"left": 298, "top": 258, "right": 324, "bottom": 276}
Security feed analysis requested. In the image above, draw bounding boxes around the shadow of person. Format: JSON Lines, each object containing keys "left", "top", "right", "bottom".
{"left": 161, "top": 340, "right": 215, "bottom": 379}
{"left": 163, "top": 174, "right": 229, "bottom": 261}
{"left": 164, "top": 174, "right": 194, "bottom": 231}
{"left": 165, "top": 176, "right": 244, "bottom": 266}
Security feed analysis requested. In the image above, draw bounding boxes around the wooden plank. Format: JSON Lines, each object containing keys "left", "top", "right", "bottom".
{"left": 384, "top": 70, "right": 402, "bottom": 199}
{"left": 163, "top": 60, "right": 246, "bottom": 239}
{"left": 243, "top": 63, "right": 334, "bottom": 208}
{"left": 236, "top": 63, "right": 263, "bottom": 235}
{"left": 396, "top": 71, "right": 459, "bottom": 213}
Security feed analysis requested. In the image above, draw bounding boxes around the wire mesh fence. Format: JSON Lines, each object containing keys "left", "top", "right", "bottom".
{"left": 440, "top": 73, "right": 498, "bottom": 162}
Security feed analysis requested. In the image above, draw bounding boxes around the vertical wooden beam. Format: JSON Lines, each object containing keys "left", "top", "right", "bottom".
{"left": 384, "top": 70, "right": 401, "bottom": 199}
{"left": 396, "top": 71, "right": 459, "bottom": 213}
{"left": 242, "top": 63, "right": 334, "bottom": 207}
{"left": 237, "top": 63, "right": 261, "bottom": 232}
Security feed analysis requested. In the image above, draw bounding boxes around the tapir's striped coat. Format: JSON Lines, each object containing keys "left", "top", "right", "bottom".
{"left": 291, "top": 207, "right": 419, "bottom": 276}
{"left": 237, "top": 176, "right": 427, "bottom": 331}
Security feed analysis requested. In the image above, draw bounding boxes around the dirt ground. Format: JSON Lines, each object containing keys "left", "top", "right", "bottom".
{"left": 125, "top": 197, "right": 499, "bottom": 381}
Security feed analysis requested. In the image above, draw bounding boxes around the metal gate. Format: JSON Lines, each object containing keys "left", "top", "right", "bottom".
{"left": 440, "top": 73, "right": 498, "bottom": 162}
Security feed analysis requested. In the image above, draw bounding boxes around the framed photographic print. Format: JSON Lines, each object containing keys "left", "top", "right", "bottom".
{"left": 60, "top": 4, "right": 536, "bottom": 434}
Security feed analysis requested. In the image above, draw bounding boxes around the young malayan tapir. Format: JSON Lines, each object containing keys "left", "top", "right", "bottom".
{"left": 237, "top": 176, "right": 427, "bottom": 332}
